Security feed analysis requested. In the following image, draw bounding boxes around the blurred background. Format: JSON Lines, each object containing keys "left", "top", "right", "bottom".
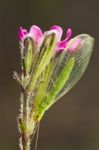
{"left": 0, "top": 0, "right": 99, "bottom": 150}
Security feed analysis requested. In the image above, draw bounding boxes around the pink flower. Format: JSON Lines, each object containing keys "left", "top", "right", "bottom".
{"left": 18, "top": 25, "right": 43, "bottom": 48}
{"left": 18, "top": 25, "right": 80, "bottom": 52}
{"left": 18, "top": 27, "right": 28, "bottom": 41}
{"left": 50, "top": 25, "right": 63, "bottom": 42}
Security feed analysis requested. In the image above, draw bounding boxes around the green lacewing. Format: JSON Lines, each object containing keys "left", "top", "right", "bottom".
{"left": 33, "top": 34, "right": 94, "bottom": 121}
{"left": 41, "top": 34, "right": 94, "bottom": 110}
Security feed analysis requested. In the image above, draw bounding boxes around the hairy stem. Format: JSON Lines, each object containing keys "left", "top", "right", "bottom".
{"left": 22, "top": 91, "right": 30, "bottom": 150}
{"left": 21, "top": 135, "right": 30, "bottom": 150}
{"left": 19, "top": 91, "right": 36, "bottom": 150}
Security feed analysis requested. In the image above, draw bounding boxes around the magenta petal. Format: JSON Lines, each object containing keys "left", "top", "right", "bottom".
{"left": 56, "top": 40, "right": 68, "bottom": 51}
{"left": 50, "top": 25, "right": 63, "bottom": 41}
{"left": 66, "top": 28, "right": 72, "bottom": 41}
{"left": 30, "top": 25, "right": 43, "bottom": 44}
{"left": 69, "top": 38, "right": 82, "bottom": 52}
{"left": 18, "top": 27, "right": 28, "bottom": 41}
{"left": 56, "top": 28, "right": 72, "bottom": 51}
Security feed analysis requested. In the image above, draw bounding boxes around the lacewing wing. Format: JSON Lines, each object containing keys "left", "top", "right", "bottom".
{"left": 43, "top": 34, "right": 94, "bottom": 110}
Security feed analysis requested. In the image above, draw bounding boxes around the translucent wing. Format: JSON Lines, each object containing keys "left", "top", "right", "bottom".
{"left": 43, "top": 34, "right": 94, "bottom": 110}
{"left": 55, "top": 34, "right": 94, "bottom": 101}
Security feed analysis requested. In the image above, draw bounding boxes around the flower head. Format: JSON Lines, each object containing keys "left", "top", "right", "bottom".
{"left": 18, "top": 25, "right": 43, "bottom": 49}
{"left": 18, "top": 25, "right": 76, "bottom": 53}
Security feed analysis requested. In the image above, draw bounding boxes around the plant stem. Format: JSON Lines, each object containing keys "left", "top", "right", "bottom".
{"left": 21, "top": 135, "right": 30, "bottom": 150}
{"left": 19, "top": 90, "right": 30, "bottom": 150}
{"left": 24, "top": 92, "right": 29, "bottom": 150}
{"left": 19, "top": 90, "right": 37, "bottom": 150}
{"left": 19, "top": 89, "right": 39, "bottom": 150}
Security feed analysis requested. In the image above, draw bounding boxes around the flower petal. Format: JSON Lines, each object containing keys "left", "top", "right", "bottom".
{"left": 29, "top": 25, "right": 43, "bottom": 45}
{"left": 18, "top": 27, "right": 28, "bottom": 41}
{"left": 50, "top": 25, "right": 63, "bottom": 42}
{"left": 56, "top": 28, "right": 72, "bottom": 52}
{"left": 56, "top": 40, "right": 68, "bottom": 51}
{"left": 65, "top": 28, "right": 72, "bottom": 41}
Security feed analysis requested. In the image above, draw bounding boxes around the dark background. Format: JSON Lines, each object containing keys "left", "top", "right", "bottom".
{"left": 0, "top": 0, "right": 99, "bottom": 150}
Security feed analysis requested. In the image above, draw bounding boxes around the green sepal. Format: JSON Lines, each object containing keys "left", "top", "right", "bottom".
{"left": 28, "top": 33, "right": 57, "bottom": 92}
{"left": 24, "top": 37, "right": 34, "bottom": 75}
